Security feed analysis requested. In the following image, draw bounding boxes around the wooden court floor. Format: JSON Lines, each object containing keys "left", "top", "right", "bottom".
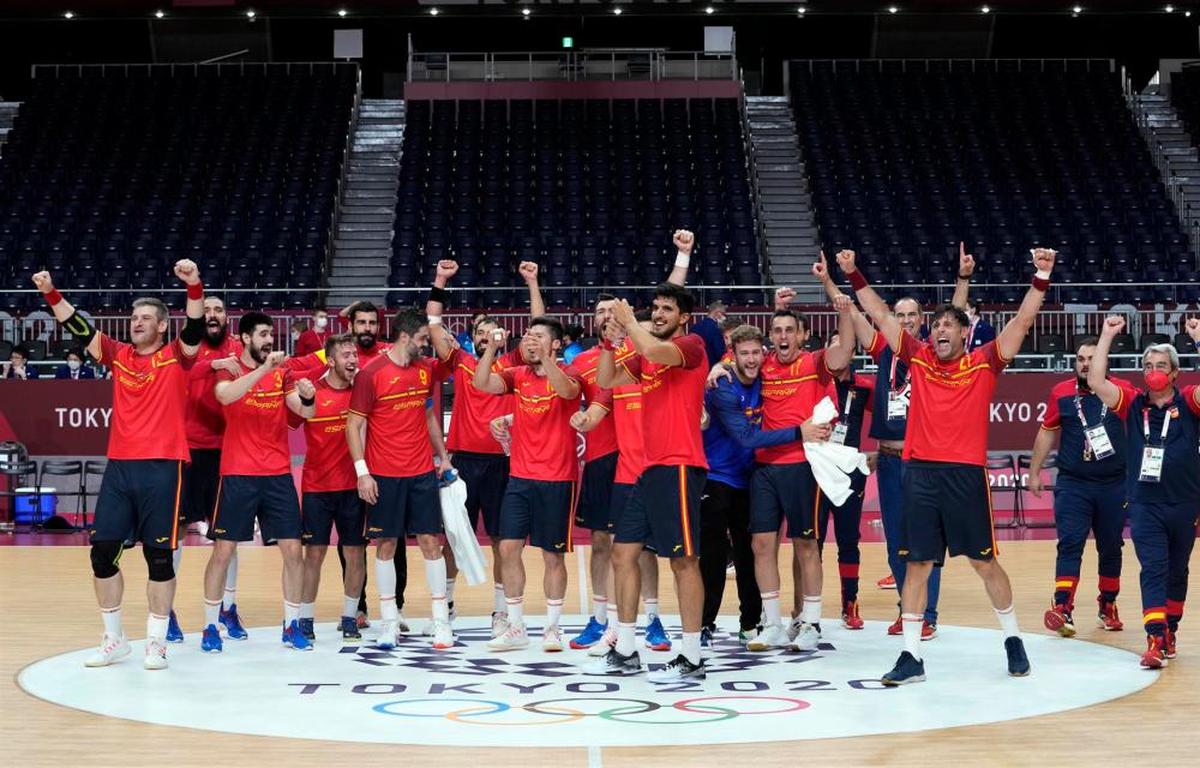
{"left": 1, "top": 539, "right": 1195, "bottom": 766}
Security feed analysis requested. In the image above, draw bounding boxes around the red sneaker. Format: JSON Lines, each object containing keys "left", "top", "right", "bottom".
{"left": 1164, "top": 628, "right": 1177, "bottom": 659}
{"left": 887, "top": 615, "right": 902, "bottom": 635}
{"left": 356, "top": 611, "right": 370, "bottom": 630}
{"left": 1140, "top": 634, "right": 1168, "bottom": 669}
{"left": 877, "top": 574, "right": 897, "bottom": 590}
{"left": 842, "top": 601, "right": 865, "bottom": 630}
{"left": 1097, "top": 601, "right": 1123, "bottom": 632}
{"left": 921, "top": 620, "right": 938, "bottom": 641}
{"left": 1044, "top": 602, "right": 1077, "bottom": 638}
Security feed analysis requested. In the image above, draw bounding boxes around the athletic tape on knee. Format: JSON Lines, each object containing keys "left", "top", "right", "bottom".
{"left": 90, "top": 541, "right": 123, "bottom": 579}
{"left": 143, "top": 546, "right": 176, "bottom": 582}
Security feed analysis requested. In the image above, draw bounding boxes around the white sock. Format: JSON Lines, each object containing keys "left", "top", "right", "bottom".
{"left": 493, "top": 584, "right": 506, "bottom": 614}
{"left": 300, "top": 602, "right": 315, "bottom": 620}
{"left": 425, "top": 557, "right": 448, "bottom": 598}
{"left": 376, "top": 557, "right": 399, "bottom": 621}
{"left": 801, "top": 595, "right": 822, "bottom": 625}
{"left": 681, "top": 632, "right": 701, "bottom": 665}
{"left": 284, "top": 601, "right": 300, "bottom": 624}
{"left": 223, "top": 550, "right": 238, "bottom": 610}
{"left": 172, "top": 546, "right": 182, "bottom": 574}
{"left": 616, "top": 622, "right": 637, "bottom": 656}
{"left": 147, "top": 613, "right": 168, "bottom": 642}
{"left": 204, "top": 599, "right": 221, "bottom": 628}
{"left": 101, "top": 605, "right": 123, "bottom": 637}
{"left": 592, "top": 595, "right": 608, "bottom": 623}
{"left": 445, "top": 577, "right": 457, "bottom": 604}
{"left": 902, "top": 613, "right": 923, "bottom": 660}
{"left": 343, "top": 595, "right": 359, "bottom": 618}
{"left": 433, "top": 596, "right": 450, "bottom": 623}
{"left": 762, "top": 592, "right": 781, "bottom": 626}
{"left": 644, "top": 598, "right": 660, "bottom": 619}
{"left": 547, "top": 598, "right": 563, "bottom": 629}
{"left": 995, "top": 604, "right": 1020, "bottom": 638}
{"left": 507, "top": 596, "right": 524, "bottom": 626}
{"left": 606, "top": 604, "right": 618, "bottom": 630}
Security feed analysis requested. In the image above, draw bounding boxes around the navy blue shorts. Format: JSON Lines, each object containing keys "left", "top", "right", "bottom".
{"left": 749, "top": 462, "right": 821, "bottom": 539}
{"left": 211, "top": 474, "right": 302, "bottom": 543}
{"left": 181, "top": 448, "right": 221, "bottom": 524}
{"left": 91, "top": 459, "right": 184, "bottom": 548}
{"left": 366, "top": 472, "right": 442, "bottom": 539}
{"left": 604, "top": 481, "right": 638, "bottom": 533}
{"left": 575, "top": 450, "right": 618, "bottom": 531}
{"left": 901, "top": 461, "right": 997, "bottom": 566}
{"left": 499, "top": 476, "right": 577, "bottom": 553}
{"left": 452, "top": 451, "right": 509, "bottom": 538}
{"left": 615, "top": 465, "right": 706, "bottom": 558}
{"left": 302, "top": 489, "right": 367, "bottom": 546}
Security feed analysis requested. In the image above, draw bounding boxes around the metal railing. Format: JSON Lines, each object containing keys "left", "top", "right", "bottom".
{"left": 788, "top": 58, "right": 1115, "bottom": 75}
{"left": 31, "top": 61, "right": 356, "bottom": 79}
{"left": 326, "top": 67, "right": 365, "bottom": 295}
{"left": 406, "top": 50, "right": 738, "bottom": 83}
{"left": 736, "top": 76, "right": 772, "bottom": 285}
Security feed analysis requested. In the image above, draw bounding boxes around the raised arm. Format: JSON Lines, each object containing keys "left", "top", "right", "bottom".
{"left": 215, "top": 351, "right": 286, "bottom": 406}
{"left": 519, "top": 261, "right": 546, "bottom": 319}
{"left": 996, "top": 247, "right": 1056, "bottom": 362}
{"left": 1087, "top": 316, "right": 1126, "bottom": 409}
{"left": 427, "top": 259, "right": 459, "bottom": 359}
{"left": 824, "top": 292, "right": 857, "bottom": 372}
{"left": 597, "top": 314, "right": 636, "bottom": 388}
{"left": 31, "top": 271, "right": 104, "bottom": 360}
{"left": 614, "top": 298, "right": 685, "bottom": 366}
{"left": 836, "top": 249, "right": 902, "bottom": 353}
{"left": 171, "top": 259, "right": 206, "bottom": 358}
{"left": 471, "top": 327, "right": 512, "bottom": 395}
{"left": 540, "top": 346, "right": 581, "bottom": 400}
{"left": 950, "top": 242, "right": 975, "bottom": 310}
{"left": 666, "top": 229, "right": 695, "bottom": 287}
{"left": 286, "top": 377, "right": 316, "bottom": 419}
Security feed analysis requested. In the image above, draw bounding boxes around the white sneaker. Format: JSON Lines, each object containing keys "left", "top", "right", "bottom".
{"left": 143, "top": 639, "right": 168, "bottom": 670}
{"left": 786, "top": 617, "right": 804, "bottom": 642}
{"left": 396, "top": 613, "right": 411, "bottom": 634}
{"left": 430, "top": 620, "right": 455, "bottom": 650}
{"left": 376, "top": 620, "right": 400, "bottom": 650}
{"left": 542, "top": 625, "right": 564, "bottom": 652}
{"left": 486, "top": 622, "right": 530, "bottom": 651}
{"left": 84, "top": 633, "right": 130, "bottom": 667}
{"left": 588, "top": 625, "right": 617, "bottom": 657}
{"left": 747, "top": 623, "right": 789, "bottom": 652}
{"left": 791, "top": 622, "right": 821, "bottom": 652}
{"left": 491, "top": 612, "right": 510, "bottom": 639}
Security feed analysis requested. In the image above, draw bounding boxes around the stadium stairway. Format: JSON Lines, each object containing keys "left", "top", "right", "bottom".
{"left": 326, "top": 98, "right": 404, "bottom": 308}
{"left": 1132, "top": 88, "right": 1200, "bottom": 257}
{"left": 0, "top": 102, "right": 20, "bottom": 159}
{"left": 745, "top": 96, "right": 821, "bottom": 297}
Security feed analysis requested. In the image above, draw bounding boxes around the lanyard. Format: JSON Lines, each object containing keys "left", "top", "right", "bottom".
{"left": 1142, "top": 407, "right": 1172, "bottom": 446}
{"left": 966, "top": 320, "right": 976, "bottom": 350}
{"left": 1073, "top": 394, "right": 1106, "bottom": 430}
{"left": 888, "top": 353, "right": 907, "bottom": 393}
{"left": 843, "top": 388, "right": 855, "bottom": 418}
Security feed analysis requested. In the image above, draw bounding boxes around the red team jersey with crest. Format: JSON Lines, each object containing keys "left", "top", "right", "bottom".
{"left": 301, "top": 376, "right": 356, "bottom": 493}
{"left": 96, "top": 335, "right": 196, "bottom": 461}
{"left": 756, "top": 349, "right": 834, "bottom": 465}
{"left": 617, "top": 333, "right": 708, "bottom": 469}
{"left": 444, "top": 347, "right": 522, "bottom": 455}
{"left": 349, "top": 354, "right": 450, "bottom": 478}
{"left": 898, "top": 334, "right": 1009, "bottom": 466}
{"left": 611, "top": 381, "right": 646, "bottom": 484}
{"left": 498, "top": 365, "right": 584, "bottom": 482}
{"left": 184, "top": 335, "right": 244, "bottom": 450}
{"left": 217, "top": 360, "right": 296, "bottom": 476}
{"left": 571, "top": 346, "right": 620, "bottom": 462}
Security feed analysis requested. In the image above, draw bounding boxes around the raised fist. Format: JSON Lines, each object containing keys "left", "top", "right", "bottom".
{"left": 173, "top": 259, "right": 201, "bottom": 285}
{"left": 435, "top": 260, "right": 459, "bottom": 282}
{"left": 812, "top": 251, "right": 830, "bottom": 283}
{"left": 296, "top": 378, "right": 316, "bottom": 400}
{"left": 833, "top": 293, "right": 853, "bottom": 314}
{"left": 1185, "top": 317, "right": 1200, "bottom": 342}
{"left": 1030, "top": 247, "right": 1057, "bottom": 274}
{"left": 518, "top": 261, "right": 539, "bottom": 284}
{"left": 959, "top": 242, "right": 975, "bottom": 278}
{"left": 835, "top": 249, "right": 857, "bottom": 275}
{"left": 673, "top": 229, "right": 696, "bottom": 256}
{"left": 265, "top": 350, "right": 287, "bottom": 369}
{"left": 31, "top": 271, "right": 54, "bottom": 294}
{"left": 1101, "top": 315, "right": 1126, "bottom": 337}
{"left": 774, "top": 286, "right": 797, "bottom": 311}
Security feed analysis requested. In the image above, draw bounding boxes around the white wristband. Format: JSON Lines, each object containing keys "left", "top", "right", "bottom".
{"left": 1035, "top": 269, "right": 1051, "bottom": 280}
{"left": 354, "top": 459, "right": 370, "bottom": 478}
{"left": 674, "top": 251, "right": 691, "bottom": 269}
{"left": 428, "top": 315, "right": 442, "bottom": 326}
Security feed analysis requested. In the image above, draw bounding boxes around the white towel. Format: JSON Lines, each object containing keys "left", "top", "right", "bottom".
{"left": 439, "top": 479, "right": 488, "bottom": 585}
{"left": 803, "top": 396, "right": 872, "bottom": 507}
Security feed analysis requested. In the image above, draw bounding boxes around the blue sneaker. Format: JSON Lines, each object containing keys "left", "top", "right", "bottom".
{"left": 700, "top": 625, "right": 713, "bottom": 648}
{"left": 201, "top": 624, "right": 223, "bottom": 653}
{"left": 881, "top": 651, "right": 926, "bottom": 686}
{"left": 340, "top": 615, "right": 362, "bottom": 642}
{"left": 282, "top": 620, "right": 313, "bottom": 651}
{"left": 569, "top": 617, "right": 609, "bottom": 649}
{"left": 166, "top": 610, "right": 184, "bottom": 643}
{"left": 644, "top": 616, "right": 672, "bottom": 651}
{"left": 219, "top": 603, "right": 248, "bottom": 640}
{"left": 298, "top": 617, "right": 315, "bottom": 641}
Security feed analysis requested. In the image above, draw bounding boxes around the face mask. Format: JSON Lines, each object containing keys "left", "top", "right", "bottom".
{"left": 291, "top": 332, "right": 301, "bottom": 342}
{"left": 315, "top": 317, "right": 328, "bottom": 331}
{"left": 67, "top": 360, "right": 82, "bottom": 371}
{"left": 1145, "top": 370, "right": 1170, "bottom": 391}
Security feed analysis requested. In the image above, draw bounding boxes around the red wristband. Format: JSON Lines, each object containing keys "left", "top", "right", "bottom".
{"left": 44, "top": 289, "right": 64, "bottom": 307}
{"left": 847, "top": 270, "right": 868, "bottom": 291}
{"left": 186, "top": 281, "right": 204, "bottom": 300}
{"left": 1031, "top": 275, "right": 1050, "bottom": 292}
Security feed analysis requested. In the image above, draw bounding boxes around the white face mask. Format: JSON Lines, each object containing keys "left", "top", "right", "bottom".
{"left": 67, "top": 360, "right": 82, "bottom": 371}
{"left": 314, "top": 317, "right": 329, "bottom": 331}
{"left": 291, "top": 332, "right": 301, "bottom": 342}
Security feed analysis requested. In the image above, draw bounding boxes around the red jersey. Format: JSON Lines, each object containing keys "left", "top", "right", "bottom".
{"left": 757, "top": 349, "right": 834, "bottom": 465}
{"left": 300, "top": 376, "right": 356, "bottom": 493}
{"left": 288, "top": 342, "right": 390, "bottom": 379}
{"left": 498, "top": 365, "right": 583, "bottom": 482}
{"left": 185, "top": 335, "right": 243, "bottom": 450}
{"left": 899, "top": 335, "right": 1009, "bottom": 466}
{"left": 218, "top": 360, "right": 296, "bottom": 476}
{"left": 444, "top": 347, "right": 522, "bottom": 455}
{"left": 611, "top": 382, "right": 646, "bottom": 483}
{"left": 349, "top": 353, "right": 450, "bottom": 478}
{"left": 572, "top": 346, "right": 619, "bottom": 462}
{"left": 97, "top": 336, "right": 196, "bottom": 461}
{"left": 295, "top": 329, "right": 332, "bottom": 357}
{"left": 617, "top": 333, "right": 708, "bottom": 469}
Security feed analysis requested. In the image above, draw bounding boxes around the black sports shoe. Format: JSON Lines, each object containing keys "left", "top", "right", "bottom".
{"left": 584, "top": 648, "right": 643, "bottom": 676}
{"left": 1005, "top": 636, "right": 1031, "bottom": 677}
{"left": 340, "top": 616, "right": 362, "bottom": 641}
{"left": 648, "top": 654, "right": 706, "bottom": 683}
{"left": 881, "top": 651, "right": 926, "bottom": 686}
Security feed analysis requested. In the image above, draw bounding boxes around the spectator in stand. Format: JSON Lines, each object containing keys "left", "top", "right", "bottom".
{"left": 295, "top": 307, "right": 333, "bottom": 357}
{"left": 562, "top": 324, "right": 586, "bottom": 364}
{"left": 55, "top": 347, "right": 96, "bottom": 380}
{"left": 454, "top": 312, "right": 488, "bottom": 357}
{"left": 965, "top": 298, "right": 997, "bottom": 352}
{"left": 2, "top": 345, "right": 38, "bottom": 379}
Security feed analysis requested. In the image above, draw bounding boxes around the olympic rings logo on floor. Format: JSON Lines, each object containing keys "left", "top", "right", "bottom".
{"left": 373, "top": 696, "right": 811, "bottom": 726}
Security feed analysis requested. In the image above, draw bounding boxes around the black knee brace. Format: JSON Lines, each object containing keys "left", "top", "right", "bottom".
{"left": 144, "top": 546, "right": 176, "bottom": 582}
{"left": 90, "top": 540, "right": 123, "bottom": 579}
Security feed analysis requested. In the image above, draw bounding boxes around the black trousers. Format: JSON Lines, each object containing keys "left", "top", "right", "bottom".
{"left": 699, "top": 479, "right": 761, "bottom": 631}
{"left": 338, "top": 541, "right": 407, "bottom": 612}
